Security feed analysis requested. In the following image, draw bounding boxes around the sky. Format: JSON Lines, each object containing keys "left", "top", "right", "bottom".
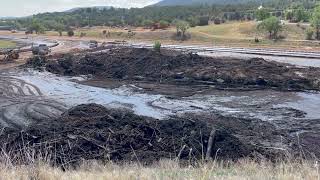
{"left": 0, "top": 0, "right": 160, "bottom": 17}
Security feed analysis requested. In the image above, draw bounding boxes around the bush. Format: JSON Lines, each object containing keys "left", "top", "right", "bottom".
{"left": 67, "top": 30, "right": 75, "bottom": 37}
{"left": 306, "top": 28, "right": 314, "bottom": 40}
{"left": 80, "top": 32, "right": 86, "bottom": 37}
{"left": 159, "top": 20, "right": 169, "bottom": 29}
{"left": 187, "top": 16, "right": 200, "bottom": 27}
{"left": 153, "top": 41, "right": 161, "bottom": 52}
{"left": 26, "top": 56, "right": 47, "bottom": 69}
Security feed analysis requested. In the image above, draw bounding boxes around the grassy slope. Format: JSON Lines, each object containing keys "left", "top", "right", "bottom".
{"left": 0, "top": 40, "right": 16, "bottom": 49}
{"left": 43, "top": 21, "right": 317, "bottom": 49}
{"left": 0, "top": 160, "right": 319, "bottom": 179}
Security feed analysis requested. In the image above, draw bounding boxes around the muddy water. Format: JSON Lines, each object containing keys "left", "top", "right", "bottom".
{"left": 0, "top": 74, "right": 67, "bottom": 128}
{"left": 1, "top": 69, "right": 319, "bottom": 128}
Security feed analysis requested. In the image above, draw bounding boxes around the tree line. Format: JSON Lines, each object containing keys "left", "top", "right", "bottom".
{"left": 0, "top": 0, "right": 316, "bottom": 32}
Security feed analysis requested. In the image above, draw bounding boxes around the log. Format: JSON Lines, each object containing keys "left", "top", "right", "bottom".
{"left": 205, "top": 128, "right": 216, "bottom": 161}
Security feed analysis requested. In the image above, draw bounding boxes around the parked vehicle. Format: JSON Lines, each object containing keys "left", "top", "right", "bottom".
{"left": 32, "top": 44, "right": 51, "bottom": 55}
{"left": 89, "top": 40, "right": 98, "bottom": 48}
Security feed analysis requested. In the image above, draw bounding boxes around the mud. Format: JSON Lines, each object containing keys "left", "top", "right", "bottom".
{"left": 41, "top": 47, "right": 320, "bottom": 91}
{"left": 0, "top": 104, "right": 293, "bottom": 166}
{"left": 0, "top": 70, "right": 67, "bottom": 129}
{"left": 1, "top": 46, "right": 320, "bottom": 166}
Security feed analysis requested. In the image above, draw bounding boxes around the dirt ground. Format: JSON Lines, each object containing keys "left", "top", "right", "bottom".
{"left": 41, "top": 47, "right": 320, "bottom": 91}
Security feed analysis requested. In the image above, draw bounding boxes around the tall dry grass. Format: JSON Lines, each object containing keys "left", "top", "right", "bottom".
{"left": 0, "top": 159, "right": 318, "bottom": 180}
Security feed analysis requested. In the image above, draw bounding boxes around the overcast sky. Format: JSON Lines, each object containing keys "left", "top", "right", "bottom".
{"left": 0, "top": 0, "right": 160, "bottom": 17}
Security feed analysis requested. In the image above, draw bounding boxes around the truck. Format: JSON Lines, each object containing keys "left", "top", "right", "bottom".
{"left": 32, "top": 44, "right": 51, "bottom": 55}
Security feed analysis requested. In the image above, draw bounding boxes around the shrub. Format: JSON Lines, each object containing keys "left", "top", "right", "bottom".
{"left": 80, "top": 32, "right": 86, "bottom": 37}
{"left": 153, "top": 41, "right": 161, "bottom": 52}
{"left": 67, "top": 30, "right": 75, "bottom": 37}
{"left": 159, "top": 20, "right": 169, "bottom": 29}
{"left": 26, "top": 56, "right": 47, "bottom": 69}
{"left": 306, "top": 28, "right": 314, "bottom": 40}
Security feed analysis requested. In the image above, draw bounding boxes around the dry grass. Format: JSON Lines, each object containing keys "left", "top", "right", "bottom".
{"left": 0, "top": 159, "right": 318, "bottom": 180}
{"left": 189, "top": 21, "right": 258, "bottom": 39}
{"left": 0, "top": 40, "right": 16, "bottom": 48}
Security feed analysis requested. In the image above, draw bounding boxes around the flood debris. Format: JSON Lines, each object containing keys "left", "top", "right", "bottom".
{"left": 27, "top": 47, "right": 320, "bottom": 91}
{"left": 0, "top": 104, "right": 294, "bottom": 166}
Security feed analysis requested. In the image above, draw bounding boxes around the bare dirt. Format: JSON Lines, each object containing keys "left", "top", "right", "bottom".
{"left": 41, "top": 47, "right": 320, "bottom": 91}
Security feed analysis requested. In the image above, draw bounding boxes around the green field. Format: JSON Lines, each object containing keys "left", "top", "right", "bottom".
{"left": 0, "top": 40, "right": 16, "bottom": 49}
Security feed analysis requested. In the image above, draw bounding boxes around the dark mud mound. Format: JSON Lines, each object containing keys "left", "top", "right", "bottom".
{"left": 0, "top": 104, "right": 291, "bottom": 166}
{"left": 43, "top": 48, "right": 320, "bottom": 91}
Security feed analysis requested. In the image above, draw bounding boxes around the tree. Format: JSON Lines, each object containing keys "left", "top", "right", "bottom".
{"left": 173, "top": 20, "right": 189, "bottom": 39}
{"left": 54, "top": 23, "right": 65, "bottom": 36}
{"left": 258, "top": 16, "right": 282, "bottom": 39}
{"left": 311, "top": 6, "right": 320, "bottom": 40}
{"left": 255, "top": 8, "right": 270, "bottom": 21}
{"left": 294, "top": 6, "right": 309, "bottom": 22}
{"left": 28, "top": 19, "right": 45, "bottom": 34}
{"left": 285, "top": 9, "right": 294, "bottom": 21}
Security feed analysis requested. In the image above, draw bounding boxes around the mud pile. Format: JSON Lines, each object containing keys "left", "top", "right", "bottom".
{"left": 42, "top": 47, "right": 320, "bottom": 91}
{"left": 0, "top": 104, "right": 292, "bottom": 166}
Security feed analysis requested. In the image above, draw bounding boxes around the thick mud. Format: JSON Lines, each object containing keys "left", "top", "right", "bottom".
{"left": 0, "top": 104, "right": 292, "bottom": 166}
{"left": 42, "top": 47, "right": 320, "bottom": 91}
{"left": 0, "top": 71, "right": 67, "bottom": 129}
{"left": 1, "top": 47, "right": 320, "bottom": 165}
{"left": 0, "top": 69, "right": 319, "bottom": 165}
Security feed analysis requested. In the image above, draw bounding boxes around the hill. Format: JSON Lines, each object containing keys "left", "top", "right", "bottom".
{"left": 154, "top": 0, "right": 264, "bottom": 6}
{"left": 64, "top": 6, "right": 112, "bottom": 13}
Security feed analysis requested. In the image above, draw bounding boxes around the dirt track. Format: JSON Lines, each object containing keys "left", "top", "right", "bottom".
{"left": 0, "top": 71, "right": 67, "bottom": 129}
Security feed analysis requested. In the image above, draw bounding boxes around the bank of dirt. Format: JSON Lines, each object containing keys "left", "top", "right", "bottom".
{"left": 0, "top": 104, "right": 298, "bottom": 166}
{"left": 32, "top": 47, "right": 320, "bottom": 91}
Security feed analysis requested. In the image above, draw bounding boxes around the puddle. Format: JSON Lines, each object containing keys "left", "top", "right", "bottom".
{"left": 6, "top": 69, "right": 320, "bottom": 121}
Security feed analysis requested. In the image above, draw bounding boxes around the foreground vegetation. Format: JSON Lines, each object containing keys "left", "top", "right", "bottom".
{"left": 0, "top": 159, "right": 319, "bottom": 180}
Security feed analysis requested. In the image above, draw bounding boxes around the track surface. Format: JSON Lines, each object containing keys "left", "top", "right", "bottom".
{"left": 0, "top": 73, "right": 67, "bottom": 129}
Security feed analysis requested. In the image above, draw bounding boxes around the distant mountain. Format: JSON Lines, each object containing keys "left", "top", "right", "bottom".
{"left": 65, "top": 6, "right": 112, "bottom": 13}
{"left": 0, "top": 17, "right": 17, "bottom": 20}
{"left": 154, "top": 0, "right": 265, "bottom": 6}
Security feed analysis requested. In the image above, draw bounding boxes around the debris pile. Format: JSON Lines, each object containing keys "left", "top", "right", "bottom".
{"left": 40, "top": 47, "right": 320, "bottom": 91}
{"left": 0, "top": 104, "right": 291, "bottom": 166}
